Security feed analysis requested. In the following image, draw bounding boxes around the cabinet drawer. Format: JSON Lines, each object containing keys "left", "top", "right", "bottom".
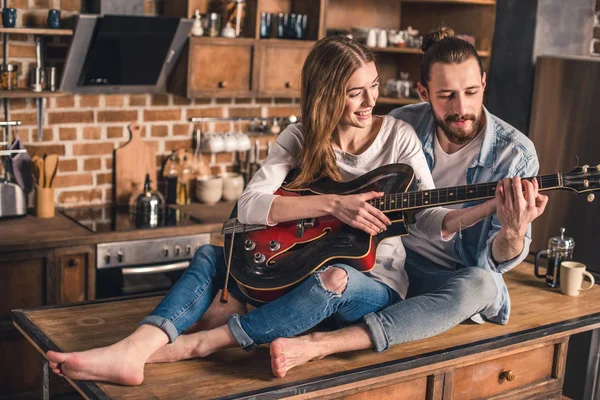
{"left": 452, "top": 344, "right": 555, "bottom": 399}
{"left": 257, "top": 42, "right": 313, "bottom": 97}
{"left": 291, "top": 375, "right": 427, "bottom": 399}
{"left": 189, "top": 38, "right": 254, "bottom": 97}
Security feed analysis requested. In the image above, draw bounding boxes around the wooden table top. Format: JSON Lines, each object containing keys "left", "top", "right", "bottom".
{"left": 12, "top": 262, "right": 600, "bottom": 400}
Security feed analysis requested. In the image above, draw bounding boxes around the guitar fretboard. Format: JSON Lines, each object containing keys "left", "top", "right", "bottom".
{"left": 367, "top": 174, "right": 561, "bottom": 212}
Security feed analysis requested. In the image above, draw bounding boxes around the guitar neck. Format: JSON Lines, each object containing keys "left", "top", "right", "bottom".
{"left": 368, "top": 173, "right": 562, "bottom": 213}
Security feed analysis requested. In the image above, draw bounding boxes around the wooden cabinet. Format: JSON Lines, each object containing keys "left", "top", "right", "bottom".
{"left": 0, "top": 246, "right": 95, "bottom": 399}
{"left": 55, "top": 246, "right": 96, "bottom": 304}
{"left": 170, "top": 37, "right": 256, "bottom": 98}
{"left": 256, "top": 41, "right": 313, "bottom": 97}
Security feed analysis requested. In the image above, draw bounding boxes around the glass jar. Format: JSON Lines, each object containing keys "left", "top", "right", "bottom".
{"left": 0, "top": 64, "right": 19, "bottom": 90}
{"left": 224, "top": 0, "right": 246, "bottom": 37}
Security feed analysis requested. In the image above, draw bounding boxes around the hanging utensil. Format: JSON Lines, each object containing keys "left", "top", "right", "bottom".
{"left": 36, "top": 98, "right": 44, "bottom": 141}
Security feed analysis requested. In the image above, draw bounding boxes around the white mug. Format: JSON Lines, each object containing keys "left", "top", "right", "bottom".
{"left": 560, "top": 261, "right": 595, "bottom": 296}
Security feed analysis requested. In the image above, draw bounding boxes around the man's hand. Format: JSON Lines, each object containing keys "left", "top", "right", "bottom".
{"left": 492, "top": 177, "right": 549, "bottom": 263}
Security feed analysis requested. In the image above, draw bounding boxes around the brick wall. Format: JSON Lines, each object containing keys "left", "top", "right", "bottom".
{"left": 0, "top": 0, "right": 301, "bottom": 207}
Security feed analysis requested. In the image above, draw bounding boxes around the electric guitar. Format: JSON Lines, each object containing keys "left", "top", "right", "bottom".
{"left": 222, "top": 163, "right": 600, "bottom": 303}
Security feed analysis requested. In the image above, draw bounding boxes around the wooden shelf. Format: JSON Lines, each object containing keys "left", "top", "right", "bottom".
{"left": 0, "top": 90, "right": 68, "bottom": 99}
{"left": 372, "top": 46, "right": 491, "bottom": 57}
{"left": 0, "top": 27, "right": 73, "bottom": 36}
{"left": 377, "top": 97, "right": 421, "bottom": 105}
{"left": 399, "top": 0, "right": 495, "bottom": 4}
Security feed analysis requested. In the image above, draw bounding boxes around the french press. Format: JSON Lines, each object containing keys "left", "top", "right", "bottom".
{"left": 534, "top": 228, "right": 575, "bottom": 288}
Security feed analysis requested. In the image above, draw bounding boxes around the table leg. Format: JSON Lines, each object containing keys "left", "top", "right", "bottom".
{"left": 41, "top": 354, "right": 49, "bottom": 400}
{"left": 585, "top": 328, "right": 600, "bottom": 400}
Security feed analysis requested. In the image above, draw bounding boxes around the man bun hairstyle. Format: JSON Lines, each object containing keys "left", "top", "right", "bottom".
{"left": 420, "top": 26, "right": 483, "bottom": 88}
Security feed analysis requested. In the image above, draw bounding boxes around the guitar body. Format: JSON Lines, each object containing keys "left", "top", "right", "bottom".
{"left": 225, "top": 163, "right": 415, "bottom": 303}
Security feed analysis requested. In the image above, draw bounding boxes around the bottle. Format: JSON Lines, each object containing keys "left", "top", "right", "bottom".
{"left": 177, "top": 154, "right": 193, "bottom": 205}
{"left": 163, "top": 152, "right": 179, "bottom": 205}
{"left": 191, "top": 10, "right": 204, "bottom": 37}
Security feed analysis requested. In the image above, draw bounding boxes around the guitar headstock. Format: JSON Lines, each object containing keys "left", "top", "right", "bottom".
{"left": 562, "top": 165, "right": 600, "bottom": 193}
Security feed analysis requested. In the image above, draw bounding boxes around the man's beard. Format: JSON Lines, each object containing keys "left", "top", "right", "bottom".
{"left": 432, "top": 106, "right": 483, "bottom": 145}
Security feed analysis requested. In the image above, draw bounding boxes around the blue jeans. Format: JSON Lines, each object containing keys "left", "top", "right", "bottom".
{"left": 141, "top": 245, "right": 401, "bottom": 350}
{"left": 363, "top": 249, "right": 498, "bottom": 352}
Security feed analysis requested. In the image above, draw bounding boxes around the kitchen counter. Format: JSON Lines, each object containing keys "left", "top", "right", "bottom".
{"left": 0, "top": 201, "right": 235, "bottom": 253}
{"left": 12, "top": 263, "right": 600, "bottom": 399}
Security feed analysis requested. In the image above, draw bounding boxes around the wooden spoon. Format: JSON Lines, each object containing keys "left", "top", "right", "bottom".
{"left": 31, "top": 155, "right": 44, "bottom": 187}
{"left": 44, "top": 154, "right": 59, "bottom": 188}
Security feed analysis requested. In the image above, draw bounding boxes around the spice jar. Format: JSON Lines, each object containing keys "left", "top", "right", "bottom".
{"left": 0, "top": 64, "right": 19, "bottom": 90}
{"left": 224, "top": 0, "right": 246, "bottom": 37}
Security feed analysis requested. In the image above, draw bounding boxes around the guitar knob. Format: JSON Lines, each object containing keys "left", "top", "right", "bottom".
{"left": 269, "top": 240, "right": 281, "bottom": 251}
{"left": 253, "top": 253, "right": 266, "bottom": 264}
{"left": 588, "top": 193, "right": 595, "bottom": 203}
{"left": 244, "top": 240, "right": 256, "bottom": 251}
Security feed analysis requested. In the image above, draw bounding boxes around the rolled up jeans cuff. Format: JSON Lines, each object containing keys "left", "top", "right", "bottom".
{"left": 363, "top": 312, "right": 390, "bottom": 353}
{"left": 140, "top": 315, "right": 179, "bottom": 344}
{"left": 228, "top": 314, "right": 256, "bottom": 351}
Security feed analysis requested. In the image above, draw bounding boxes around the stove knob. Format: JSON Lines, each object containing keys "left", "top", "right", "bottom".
{"left": 175, "top": 246, "right": 182, "bottom": 256}
{"left": 104, "top": 254, "right": 111, "bottom": 264}
{"left": 185, "top": 244, "right": 193, "bottom": 255}
{"left": 163, "top": 247, "right": 169, "bottom": 257}
{"left": 117, "top": 251, "right": 124, "bottom": 263}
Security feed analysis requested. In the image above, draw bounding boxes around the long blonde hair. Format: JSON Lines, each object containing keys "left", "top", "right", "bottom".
{"left": 287, "top": 36, "right": 375, "bottom": 189}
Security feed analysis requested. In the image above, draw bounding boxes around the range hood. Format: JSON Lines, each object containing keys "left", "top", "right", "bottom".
{"left": 60, "top": 15, "right": 192, "bottom": 94}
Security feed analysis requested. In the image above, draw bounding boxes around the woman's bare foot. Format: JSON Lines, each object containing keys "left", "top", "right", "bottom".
{"left": 45, "top": 325, "right": 168, "bottom": 386}
{"left": 147, "top": 333, "right": 205, "bottom": 363}
{"left": 148, "top": 325, "right": 238, "bottom": 363}
{"left": 270, "top": 336, "right": 325, "bottom": 378}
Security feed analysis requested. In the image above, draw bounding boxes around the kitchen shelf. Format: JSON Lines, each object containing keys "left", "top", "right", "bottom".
{"left": 377, "top": 97, "right": 421, "bottom": 105}
{"left": 0, "top": 90, "right": 68, "bottom": 99}
{"left": 372, "top": 46, "right": 491, "bottom": 57}
{"left": 0, "top": 27, "right": 73, "bottom": 36}
{"left": 399, "top": 0, "right": 495, "bottom": 4}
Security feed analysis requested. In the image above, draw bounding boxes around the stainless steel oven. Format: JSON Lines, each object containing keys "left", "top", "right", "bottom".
{"left": 96, "top": 234, "right": 211, "bottom": 299}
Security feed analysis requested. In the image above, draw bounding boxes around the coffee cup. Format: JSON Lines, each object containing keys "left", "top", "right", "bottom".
{"left": 222, "top": 173, "right": 244, "bottom": 201}
{"left": 195, "top": 175, "right": 223, "bottom": 204}
{"left": 560, "top": 261, "right": 595, "bottom": 296}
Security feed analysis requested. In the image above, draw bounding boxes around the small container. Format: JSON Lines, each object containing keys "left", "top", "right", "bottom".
{"left": 2, "top": 8, "right": 16, "bottom": 28}
{"left": 224, "top": 0, "right": 246, "bottom": 37}
{"left": 204, "top": 13, "right": 221, "bottom": 37}
{"left": 0, "top": 64, "right": 19, "bottom": 90}
{"left": 191, "top": 9, "right": 204, "bottom": 37}
{"left": 47, "top": 9, "right": 61, "bottom": 29}
{"left": 36, "top": 187, "right": 55, "bottom": 219}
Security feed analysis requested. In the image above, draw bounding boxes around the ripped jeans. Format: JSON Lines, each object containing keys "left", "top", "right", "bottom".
{"left": 141, "top": 245, "right": 400, "bottom": 351}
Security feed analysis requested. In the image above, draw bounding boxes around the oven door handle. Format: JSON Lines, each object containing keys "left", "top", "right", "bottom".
{"left": 121, "top": 261, "right": 189, "bottom": 276}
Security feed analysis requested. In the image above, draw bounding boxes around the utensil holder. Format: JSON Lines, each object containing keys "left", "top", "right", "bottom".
{"left": 36, "top": 187, "right": 55, "bottom": 218}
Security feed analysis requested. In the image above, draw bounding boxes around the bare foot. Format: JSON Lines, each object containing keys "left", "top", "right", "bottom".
{"left": 147, "top": 334, "right": 204, "bottom": 363}
{"left": 45, "top": 324, "right": 168, "bottom": 386}
{"left": 270, "top": 337, "right": 325, "bottom": 378}
{"left": 46, "top": 342, "right": 145, "bottom": 385}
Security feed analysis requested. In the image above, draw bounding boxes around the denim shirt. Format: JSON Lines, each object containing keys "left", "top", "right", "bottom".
{"left": 389, "top": 103, "right": 539, "bottom": 324}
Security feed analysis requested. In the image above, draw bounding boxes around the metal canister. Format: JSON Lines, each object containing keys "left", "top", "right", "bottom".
{"left": 534, "top": 227, "right": 575, "bottom": 288}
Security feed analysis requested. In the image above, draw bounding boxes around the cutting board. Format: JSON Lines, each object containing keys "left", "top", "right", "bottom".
{"left": 114, "top": 122, "right": 157, "bottom": 205}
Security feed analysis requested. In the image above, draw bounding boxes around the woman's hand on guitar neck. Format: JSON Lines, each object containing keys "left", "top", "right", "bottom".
{"left": 328, "top": 192, "right": 392, "bottom": 236}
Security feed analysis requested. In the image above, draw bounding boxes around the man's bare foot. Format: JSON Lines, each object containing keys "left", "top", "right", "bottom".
{"left": 147, "top": 333, "right": 205, "bottom": 363}
{"left": 270, "top": 337, "right": 325, "bottom": 378}
{"left": 46, "top": 342, "right": 146, "bottom": 385}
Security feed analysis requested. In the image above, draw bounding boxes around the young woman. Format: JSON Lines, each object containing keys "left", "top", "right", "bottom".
{"left": 46, "top": 36, "right": 495, "bottom": 385}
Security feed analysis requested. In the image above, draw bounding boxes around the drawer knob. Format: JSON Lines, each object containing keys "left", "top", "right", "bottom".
{"left": 67, "top": 258, "right": 81, "bottom": 268}
{"left": 218, "top": 81, "right": 228, "bottom": 89}
{"left": 285, "top": 81, "right": 292, "bottom": 89}
{"left": 501, "top": 369, "right": 515, "bottom": 382}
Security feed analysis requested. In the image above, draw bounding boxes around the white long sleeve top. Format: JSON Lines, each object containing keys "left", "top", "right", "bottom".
{"left": 236, "top": 115, "right": 450, "bottom": 297}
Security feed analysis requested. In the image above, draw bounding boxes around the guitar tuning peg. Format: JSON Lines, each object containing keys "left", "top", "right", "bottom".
{"left": 588, "top": 193, "right": 595, "bottom": 203}
{"left": 582, "top": 165, "right": 589, "bottom": 173}
{"left": 596, "top": 164, "right": 600, "bottom": 171}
